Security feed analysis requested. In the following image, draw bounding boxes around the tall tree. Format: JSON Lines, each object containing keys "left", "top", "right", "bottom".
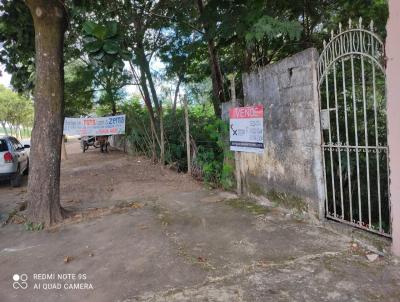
{"left": 81, "top": 19, "right": 132, "bottom": 115}
{"left": 25, "top": 0, "right": 66, "bottom": 225}
{"left": 94, "top": 67, "right": 131, "bottom": 115}
{"left": 196, "top": 0, "right": 226, "bottom": 117}
{"left": 64, "top": 60, "right": 95, "bottom": 117}
{"left": 0, "top": 0, "right": 35, "bottom": 92}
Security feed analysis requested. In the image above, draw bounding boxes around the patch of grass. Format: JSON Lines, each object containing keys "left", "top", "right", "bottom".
{"left": 225, "top": 198, "right": 270, "bottom": 215}
{"left": 24, "top": 222, "right": 44, "bottom": 231}
{"left": 266, "top": 190, "right": 308, "bottom": 213}
{"left": 246, "top": 182, "right": 308, "bottom": 214}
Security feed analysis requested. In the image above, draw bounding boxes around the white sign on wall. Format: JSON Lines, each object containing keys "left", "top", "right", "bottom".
{"left": 229, "top": 105, "right": 264, "bottom": 153}
{"left": 64, "top": 115, "right": 126, "bottom": 136}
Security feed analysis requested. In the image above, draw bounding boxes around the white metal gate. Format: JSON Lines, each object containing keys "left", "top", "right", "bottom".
{"left": 318, "top": 19, "right": 390, "bottom": 237}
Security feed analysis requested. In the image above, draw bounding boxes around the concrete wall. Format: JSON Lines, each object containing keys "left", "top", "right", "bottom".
{"left": 387, "top": 0, "right": 400, "bottom": 256}
{"left": 238, "top": 48, "right": 324, "bottom": 217}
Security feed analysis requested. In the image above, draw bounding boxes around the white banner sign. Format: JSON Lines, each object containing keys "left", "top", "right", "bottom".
{"left": 229, "top": 105, "right": 264, "bottom": 153}
{"left": 64, "top": 115, "right": 126, "bottom": 136}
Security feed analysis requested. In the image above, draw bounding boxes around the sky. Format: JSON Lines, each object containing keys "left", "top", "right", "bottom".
{"left": 0, "top": 62, "right": 140, "bottom": 95}
{"left": 0, "top": 60, "right": 166, "bottom": 96}
{"left": 0, "top": 63, "right": 138, "bottom": 93}
{"left": 0, "top": 65, "right": 11, "bottom": 87}
{"left": 0, "top": 58, "right": 178, "bottom": 106}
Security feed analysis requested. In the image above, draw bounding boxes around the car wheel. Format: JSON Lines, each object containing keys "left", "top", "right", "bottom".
{"left": 10, "top": 167, "right": 22, "bottom": 187}
{"left": 23, "top": 160, "right": 29, "bottom": 175}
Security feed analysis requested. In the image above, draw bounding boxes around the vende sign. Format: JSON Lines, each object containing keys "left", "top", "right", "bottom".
{"left": 229, "top": 105, "right": 264, "bottom": 153}
{"left": 229, "top": 105, "right": 264, "bottom": 119}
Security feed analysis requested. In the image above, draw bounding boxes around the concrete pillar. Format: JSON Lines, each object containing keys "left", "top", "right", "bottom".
{"left": 387, "top": 0, "right": 400, "bottom": 256}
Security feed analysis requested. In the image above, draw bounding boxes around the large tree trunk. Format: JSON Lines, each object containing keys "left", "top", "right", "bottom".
{"left": 143, "top": 55, "right": 160, "bottom": 112}
{"left": 137, "top": 43, "right": 160, "bottom": 112}
{"left": 128, "top": 59, "right": 161, "bottom": 152}
{"left": 110, "top": 93, "right": 117, "bottom": 116}
{"left": 128, "top": 59, "right": 156, "bottom": 124}
{"left": 206, "top": 39, "right": 225, "bottom": 117}
{"left": 26, "top": 0, "right": 66, "bottom": 225}
{"left": 172, "top": 76, "right": 182, "bottom": 116}
{"left": 197, "top": 0, "right": 226, "bottom": 117}
{"left": 135, "top": 51, "right": 162, "bottom": 152}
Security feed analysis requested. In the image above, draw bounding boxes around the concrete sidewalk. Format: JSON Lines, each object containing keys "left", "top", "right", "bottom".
{"left": 1, "top": 188, "right": 400, "bottom": 302}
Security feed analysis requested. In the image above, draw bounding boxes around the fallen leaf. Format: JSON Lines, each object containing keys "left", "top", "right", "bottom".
{"left": 197, "top": 256, "right": 207, "bottom": 262}
{"left": 350, "top": 243, "right": 359, "bottom": 252}
{"left": 131, "top": 203, "right": 143, "bottom": 209}
{"left": 64, "top": 256, "right": 73, "bottom": 263}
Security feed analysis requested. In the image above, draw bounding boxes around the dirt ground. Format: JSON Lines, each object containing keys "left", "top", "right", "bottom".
{"left": 1, "top": 139, "right": 400, "bottom": 302}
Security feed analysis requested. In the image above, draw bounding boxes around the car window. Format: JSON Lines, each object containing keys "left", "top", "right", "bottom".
{"left": 0, "top": 139, "right": 8, "bottom": 152}
{"left": 14, "top": 138, "right": 24, "bottom": 149}
{"left": 8, "top": 138, "right": 17, "bottom": 150}
{"left": 10, "top": 137, "right": 23, "bottom": 151}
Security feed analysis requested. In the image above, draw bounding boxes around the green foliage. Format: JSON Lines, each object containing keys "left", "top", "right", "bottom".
{"left": 0, "top": 0, "right": 389, "bottom": 123}
{"left": 120, "top": 99, "right": 234, "bottom": 188}
{"left": 245, "top": 16, "right": 302, "bottom": 44}
{"left": 119, "top": 96, "right": 155, "bottom": 156}
{"left": 82, "top": 20, "right": 129, "bottom": 70}
{"left": 24, "top": 221, "right": 44, "bottom": 232}
{"left": 225, "top": 198, "right": 270, "bottom": 215}
{"left": 194, "top": 119, "right": 234, "bottom": 188}
{"left": 64, "top": 60, "right": 95, "bottom": 117}
{"left": 93, "top": 66, "right": 131, "bottom": 115}
{"left": 0, "top": 0, "right": 34, "bottom": 92}
{"left": 80, "top": 19, "right": 132, "bottom": 115}
{"left": 0, "top": 84, "right": 33, "bottom": 137}
{"left": 221, "top": 162, "right": 235, "bottom": 190}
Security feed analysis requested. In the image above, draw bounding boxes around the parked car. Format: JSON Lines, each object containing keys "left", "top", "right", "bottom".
{"left": 0, "top": 136, "right": 30, "bottom": 187}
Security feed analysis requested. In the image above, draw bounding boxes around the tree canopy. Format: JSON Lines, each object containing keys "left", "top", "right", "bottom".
{"left": 0, "top": 84, "right": 33, "bottom": 137}
{"left": 0, "top": 0, "right": 388, "bottom": 116}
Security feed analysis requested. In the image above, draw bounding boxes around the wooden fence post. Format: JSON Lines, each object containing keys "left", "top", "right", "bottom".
{"left": 160, "top": 100, "right": 165, "bottom": 168}
{"left": 228, "top": 73, "right": 242, "bottom": 195}
{"left": 61, "top": 135, "right": 67, "bottom": 160}
{"left": 183, "top": 94, "right": 191, "bottom": 174}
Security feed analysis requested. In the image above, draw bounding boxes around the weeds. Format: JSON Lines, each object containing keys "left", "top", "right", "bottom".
{"left": 24, "top": 222, "right": 44, "bottom": 231}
